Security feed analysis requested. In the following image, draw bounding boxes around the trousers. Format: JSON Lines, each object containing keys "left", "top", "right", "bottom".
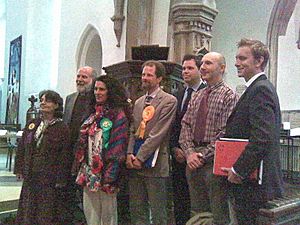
{"left": 83, "top": 187, "right": 117, "bottom": 225}
{"left": 128, "top": 174, "right": 168, "bottom": 225}
{"left": 186, "top": 162, "right": 231, "bottom": 225}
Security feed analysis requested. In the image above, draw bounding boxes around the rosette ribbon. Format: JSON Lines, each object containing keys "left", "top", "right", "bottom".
{"left": 136, "top": 105, "right": 155, "bottom": 139}
{"left": 99, "top": 118, "right": 113, "bottom": 149}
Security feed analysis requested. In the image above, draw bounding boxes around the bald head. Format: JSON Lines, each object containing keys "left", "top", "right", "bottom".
{"left": 77, "top": 66, "right": 97, "bottom": 78}
{"left": 76, "top": 66, "right": 97, "bottom": 93}
{"left": 206, "top": 52, "right": 226, "bottom": 67}
{"left": 200, "top": 52, "right": 226, "bottom": 85}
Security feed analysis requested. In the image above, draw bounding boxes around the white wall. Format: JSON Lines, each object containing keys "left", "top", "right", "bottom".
{"left": 2, "top": 0, "right": 28, "bottom": 125}
{"left": 3, "top": 0, "right": 62, "bottom": 126}
{"left": 277, "top": 1, "right": 300, "bottom": 110}
{"left": 0, "top": 1, "right": 5, "bottom": 78}
{"left": 57, "top": 0, "right": 127, "bottom": 99}
{"left": 151, "top": 0, "right": 170, "bottom": 46}
{"left": 0, "top": 1, "right": 6, "bottom": 119}
{"left": 211, "top": 0, "right": 275, "bottom": 90}
{"left": 3, "top": 0, "right": 128, "bottom": 127}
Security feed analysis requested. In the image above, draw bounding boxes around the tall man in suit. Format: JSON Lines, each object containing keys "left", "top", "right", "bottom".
{"left": 222, "top": 38, "right": 284, "bottom": 224}
{"left": 63, "top": 66, "right": 97, "bottom": 223}
{"left": 126, "top": 60, "right": 177, "bottom": 225}
{"left": 180, "top": 52, "right": 239, "bottom": 224}
{"left": 170, "top": 54, "right": 206, "bottom": 225}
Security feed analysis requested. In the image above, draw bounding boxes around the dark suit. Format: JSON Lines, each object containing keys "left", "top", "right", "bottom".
{"left": 224, "top": 74, "right": 284, "bottom": 224}
{"left": 63, "top": 92, "right": 91, "bottom": 147}
{"left": 63, "top": 91, "right": 91, "bottom": 223}
{"left": 170, "top": 82, "right": 206, "bottom": 225}
{"left": 63, "top": 92, "right": 79, "bottom": 125}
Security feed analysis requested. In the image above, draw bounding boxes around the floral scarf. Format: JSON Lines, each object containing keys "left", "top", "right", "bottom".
{"left": 34, "top": 118, "right": 62, "bottom": 148}
{"left": 75, "top": 105, "right": 113, "bottom": 192}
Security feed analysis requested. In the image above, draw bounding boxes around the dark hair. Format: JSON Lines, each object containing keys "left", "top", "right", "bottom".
{"left": 90, "top": 75, "right": 132, "bottom": 121}
{"left": 237, "top": 38, "right": 269, "bottom": 70}
{"left": 39, "top": 90, "right": 63, "bottom": 118}
{"left": 182, "top": 54, "right": 202, "bottom": 69}
{"left": 142, "top": 60, "right": 166, "bottom": 78}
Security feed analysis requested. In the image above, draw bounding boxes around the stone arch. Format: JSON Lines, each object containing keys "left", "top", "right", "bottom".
{"left": 76, "top": 24, "right": 102, "bottom": 75}
{"left": 266, "top": 0, "right": 297, "bottom": 88}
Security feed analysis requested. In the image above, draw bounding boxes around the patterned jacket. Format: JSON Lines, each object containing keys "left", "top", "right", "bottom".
{"left": 74, "top": 105, "right": 128, "bottom": 193}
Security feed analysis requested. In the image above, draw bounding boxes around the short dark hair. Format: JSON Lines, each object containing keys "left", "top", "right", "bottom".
{"left": 90, "top": 75, "right": 132, "bottom": 121}
{"left": 182, "top": 54, "right": 202, "bottom": 69}
{"left": 142, "top": 60, "right": 166, "bottom": 78}
{"left": 39, "top": 90, "right": 63, "bottom": 118}
{"left": 237, "top": 38, "right": 269, "bottom": 70}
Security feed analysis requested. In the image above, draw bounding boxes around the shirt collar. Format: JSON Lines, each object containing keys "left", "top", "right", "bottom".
{"left": 207, "top": 79, "right": 224, "bottom": 91}
{"left": 245, "top": 72, "right": 264, "bottom": 88}
{"left": 146, "top": 87, "right": 160, "bottom": 98}
{"left": 187, "top": 79, "right": 205, "bottom": 92}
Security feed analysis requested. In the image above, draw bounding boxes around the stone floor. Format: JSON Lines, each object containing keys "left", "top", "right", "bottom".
{"left": 0, "top": 145, "right": 299, "bottom": 224}
{"left": 0, "top": 148, "right": 22, "bottom": 223}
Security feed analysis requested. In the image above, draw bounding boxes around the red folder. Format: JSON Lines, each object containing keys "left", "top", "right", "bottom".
{"left": 214, "top": 138, "right": 259, "bottom": 180}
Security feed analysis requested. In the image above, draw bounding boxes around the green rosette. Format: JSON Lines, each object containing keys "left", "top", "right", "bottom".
{"left": 100, "top": 118, "right": 113, "bottom": 149}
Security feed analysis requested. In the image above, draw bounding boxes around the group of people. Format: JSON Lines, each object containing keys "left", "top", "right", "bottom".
{"left": 13, "top": 38, "right": 284, "bottom": 225}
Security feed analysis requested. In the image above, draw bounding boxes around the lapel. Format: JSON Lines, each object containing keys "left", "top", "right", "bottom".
{"left": 177, "top": 89, "right": 185, "bottom": 112}
{"left": 136, "top": 89, "right": 165, "bottom": 134}
{"left": 135, "top": 95, "right": 146, "bottom": 126}
{"left": 150, "top": 89, "right": 164, "bottom": 110}
{"left": 65, "top": 92, "right": 79, "bottom": 123}
{"left": 24, "top": 119, "right": 42, "bottom": 145}
{"left": 198, "top": 82, "right": 206, "bottom": 91}
{"left": 178, "top": 81, "right": 206, "bottom": 115}
{"left": 228, "top": 74, "right": 267, "bottom": 122}
{"left": 69, "top": 92, "right": 79, "bottom": 115}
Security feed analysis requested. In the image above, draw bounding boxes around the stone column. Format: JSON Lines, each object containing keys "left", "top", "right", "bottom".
{"left": 169, "top": 0, "right": 218, "bottom": 63}
{"left": 111, "top": 0, "right": 125, "bottom": 47}
{"left": 125, "top": 0, "right": 154, "bottom": 59}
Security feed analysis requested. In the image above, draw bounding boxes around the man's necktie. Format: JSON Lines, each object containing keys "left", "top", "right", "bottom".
{"left": 194, "top": 88, "right": 212, "bottom": 143}
{"left": 145, "top": 95, "right": 153, "bottom": 106}
{"left": 181, "top": 88, "right": 193, "bottom": 114}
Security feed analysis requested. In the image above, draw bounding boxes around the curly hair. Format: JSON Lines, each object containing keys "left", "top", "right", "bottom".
{"left": 39, "top": 90, "right": 64, "bottom": 118}
{"left": 89, "top": 75, "right": 132, "bottom": 121}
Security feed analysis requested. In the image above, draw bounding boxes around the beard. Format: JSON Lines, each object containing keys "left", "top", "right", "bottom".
{"left": 142, "top": 81, "right": 151, "bottom": 90}
{"left": 77, "top": 83, "right": 92, "bottom": 94}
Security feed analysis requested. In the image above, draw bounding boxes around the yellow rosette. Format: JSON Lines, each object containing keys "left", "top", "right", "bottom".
{"left": 28, "top": 123, "right": 35, "bottom": 130}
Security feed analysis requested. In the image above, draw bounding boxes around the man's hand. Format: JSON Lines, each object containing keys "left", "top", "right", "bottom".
{"left": 221, "top": 167, "right": 243, "bottom": 184}
{"left": 187, "top": 152, "right": 205, "bottom": 170}
{"left": 126, "top": 154, "right": 135, "bottom": 169}
{"left": 132, "top": 158, "right": 142, "bottom": 169}
{"left": 174, "top": 147, "right": 186, "bottom": 163}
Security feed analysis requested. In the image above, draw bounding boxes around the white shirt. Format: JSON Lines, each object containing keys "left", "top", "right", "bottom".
{"left": 245, "top": 72, "right": 265, "bottom": 88}
{"left": 181, "top": 80, "right": 205, "bottom": 110}
{"left": 146, "top": 87, "right": 160, "bottom": 99}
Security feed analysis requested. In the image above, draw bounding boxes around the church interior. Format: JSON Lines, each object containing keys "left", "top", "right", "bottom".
{"left": 0, "top": 0, "right": 300, "bottom": 224}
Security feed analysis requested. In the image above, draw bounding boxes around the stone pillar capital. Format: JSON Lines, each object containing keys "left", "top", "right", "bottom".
{"left": 169, "top": 0, "right": 218, "bottom": 63}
